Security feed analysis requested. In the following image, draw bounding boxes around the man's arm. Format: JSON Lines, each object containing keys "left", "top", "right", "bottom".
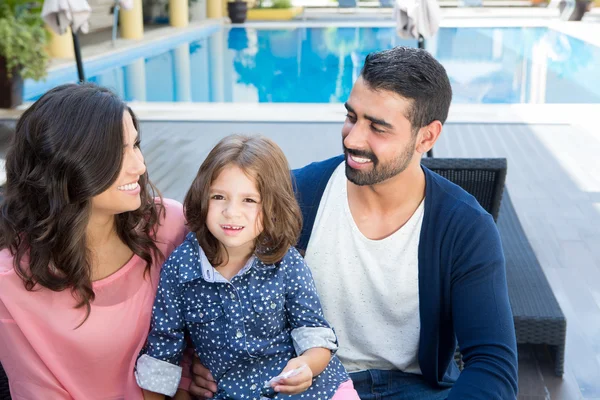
{"left": 448, "top": 213, "right": 518, "bottom": 399}
{"left": 189, "top": 355, "right": 218, "bottom": 398}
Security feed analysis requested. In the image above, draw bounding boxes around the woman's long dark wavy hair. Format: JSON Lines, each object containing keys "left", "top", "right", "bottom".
{"left": 0, "top": 83, "right": 164, "bottom": 322}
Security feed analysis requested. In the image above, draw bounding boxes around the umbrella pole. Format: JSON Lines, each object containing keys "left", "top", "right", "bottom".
{"left": 112, "top": 2, "right": 120, "bottom": 46}
{"left": 71, "top": 29, "right": 86, "bottom": 83}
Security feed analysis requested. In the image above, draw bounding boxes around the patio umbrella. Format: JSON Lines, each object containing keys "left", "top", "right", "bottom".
{"left": 42, "top": 0, "right": 92, "bottom": 83}
{"left": 393, "top": 0, "right": 441, "bottom": 49}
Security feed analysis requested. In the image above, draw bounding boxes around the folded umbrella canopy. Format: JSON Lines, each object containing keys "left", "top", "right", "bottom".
{"left": 42, "top": 0, "right": 92, "bottom": 82}
{"left": 393, "top": 0, "right": 441, "bottom": 48}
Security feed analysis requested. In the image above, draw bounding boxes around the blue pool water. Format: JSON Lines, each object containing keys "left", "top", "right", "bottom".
{"left": 25, "top": 26, "right": 600, "bottom": 104}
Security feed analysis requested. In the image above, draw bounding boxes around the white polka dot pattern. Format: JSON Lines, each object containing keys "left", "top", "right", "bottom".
{"left": 136, "top": 232, "right": 350, "bottom": 399}
{"left": 291, "top": 326, "right": 338, "bottom": 357}
{"left": 135, "top": 354, "right": 182, "bottom": 397}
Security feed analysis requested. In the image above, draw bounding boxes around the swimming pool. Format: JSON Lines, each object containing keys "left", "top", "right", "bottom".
{"left": 25, "top": 25, "right": 600, "bottom": 104}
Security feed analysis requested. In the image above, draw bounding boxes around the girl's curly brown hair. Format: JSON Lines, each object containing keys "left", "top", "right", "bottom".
{"left": 184, "top": 134, "right": 302, "bottom": 267}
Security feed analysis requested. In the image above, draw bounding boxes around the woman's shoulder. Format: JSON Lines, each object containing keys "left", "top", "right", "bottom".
{"left": 158, "top": 198, "right": 184, "bottom": 219}
{"left": 154, "top": 198, "right": 188, "bottom": 248}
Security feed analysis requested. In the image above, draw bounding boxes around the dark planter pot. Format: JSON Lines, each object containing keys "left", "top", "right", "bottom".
{"left": 227, "top": 1, "right": 248, "bottom": 23}
{"left": 0, "top": 57, "right": 23, "bottom": 109}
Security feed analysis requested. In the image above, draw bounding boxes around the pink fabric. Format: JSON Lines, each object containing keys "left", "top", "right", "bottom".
{"left": 331, "top": 380, "right": 361, "bottom": 400}
{"left": 0, "top": 199, "right": 187, "bottom": 400}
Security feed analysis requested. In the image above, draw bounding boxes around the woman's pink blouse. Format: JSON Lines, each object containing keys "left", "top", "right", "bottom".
{"left": 0, "top": 199, "right": 187, "bottom": 399}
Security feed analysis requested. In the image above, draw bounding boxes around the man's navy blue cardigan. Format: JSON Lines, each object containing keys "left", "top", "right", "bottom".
{"left": 292, "top": 156, "right": 518, "bottom": 400}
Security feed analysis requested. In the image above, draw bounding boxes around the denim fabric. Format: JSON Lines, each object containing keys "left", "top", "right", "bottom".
{"left": 350, "top": 370, "right": 451, "bottom": 400}
{"left": 137, "top": 232, "right": 349, "bottom": 399}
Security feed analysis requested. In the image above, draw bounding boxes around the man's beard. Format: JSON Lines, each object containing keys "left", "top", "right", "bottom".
{"left": 344, "top": 138, "right": 416, "bottom": 186}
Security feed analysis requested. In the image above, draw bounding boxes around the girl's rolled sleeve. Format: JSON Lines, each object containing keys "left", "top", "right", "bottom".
{"left": 135, "top": 354, "right": 182, "bottom": 397}
{"left": 291, "top": 326, "right": 338, "bottom": 356}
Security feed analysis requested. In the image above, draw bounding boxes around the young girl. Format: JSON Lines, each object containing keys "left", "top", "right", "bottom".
{"left": 135, "top": 135, "right": 359, "bottom": 399}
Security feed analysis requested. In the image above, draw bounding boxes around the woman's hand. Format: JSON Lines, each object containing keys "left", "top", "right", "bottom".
{"left": 271, "top": 357, "right": 313, "bottom": 395}
{"left": 189, "top": 354, "right": 217, "bottom": 399}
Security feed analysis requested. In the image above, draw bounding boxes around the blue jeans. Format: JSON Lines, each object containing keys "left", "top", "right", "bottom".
{"left": 350, "top": 370, "right": 452, "bottom": 400}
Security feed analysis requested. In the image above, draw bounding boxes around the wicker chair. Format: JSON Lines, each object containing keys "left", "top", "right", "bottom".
{"left": 422, "top": 157, "right": 566, "bottom": 377}
{"left": 496, "top": 191, "right": 566, "bottom": 376}
{"left": 421, "top": 157, "right": 506, "bottom": 222}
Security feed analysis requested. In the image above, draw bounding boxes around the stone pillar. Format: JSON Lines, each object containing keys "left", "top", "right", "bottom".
{"left": 207, "top": 0, "right": 224, "bottom": 18}
{"left": 170, "top": 0, "right": 189, "bottom": 27}
{"left": 120, "top": 0, "right": 144, "bottom": 39}
{"left": 46, "top": 26, "right": 74, "bottom": 59}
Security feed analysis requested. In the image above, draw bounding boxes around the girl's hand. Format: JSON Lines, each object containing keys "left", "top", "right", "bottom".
{"left": 272, "top": 358, "right": 313, "bottom": 395}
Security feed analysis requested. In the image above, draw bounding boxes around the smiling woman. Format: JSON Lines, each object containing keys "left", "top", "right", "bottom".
{"left": 0, "top": 83, "right": 188, "bottom": 399}
{"left": 91, "top": 111, "right": 147, "bottom": 219}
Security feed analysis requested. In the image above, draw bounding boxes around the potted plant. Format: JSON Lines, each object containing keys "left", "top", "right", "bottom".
{"left": 247, "top": 0, "right": 303, "bottom": 20}
{"left": 228, "top": 0, "right": 248, "bottom": 23}
{"left": 0, "top": 0, "right": 49, "bottom": 108}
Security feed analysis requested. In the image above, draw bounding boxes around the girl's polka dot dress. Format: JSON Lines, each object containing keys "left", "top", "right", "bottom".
{"left": 136, "top": 232, "right": 350, "bottom": 399}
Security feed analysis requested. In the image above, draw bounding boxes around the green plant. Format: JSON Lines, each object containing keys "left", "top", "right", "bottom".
{"left": 0, "top": 0, "right": 49, "bottom": 80}
{"left": 270, "top": 0, "right": 292, "bottom": 8}
{"left": 253, "top": 0, "right": 291, "bottom": 8}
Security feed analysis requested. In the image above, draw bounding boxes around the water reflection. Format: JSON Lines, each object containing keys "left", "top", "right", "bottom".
{"left": 226, "top": 26, "right": 600, "bottom": 104}
{"left": 26, "top": 26, "right": 600, "bottom": 104}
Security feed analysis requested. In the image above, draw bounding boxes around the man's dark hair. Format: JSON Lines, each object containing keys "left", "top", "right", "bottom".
{"left": 361, "top": 46, "right": 452, "bottom": 130}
